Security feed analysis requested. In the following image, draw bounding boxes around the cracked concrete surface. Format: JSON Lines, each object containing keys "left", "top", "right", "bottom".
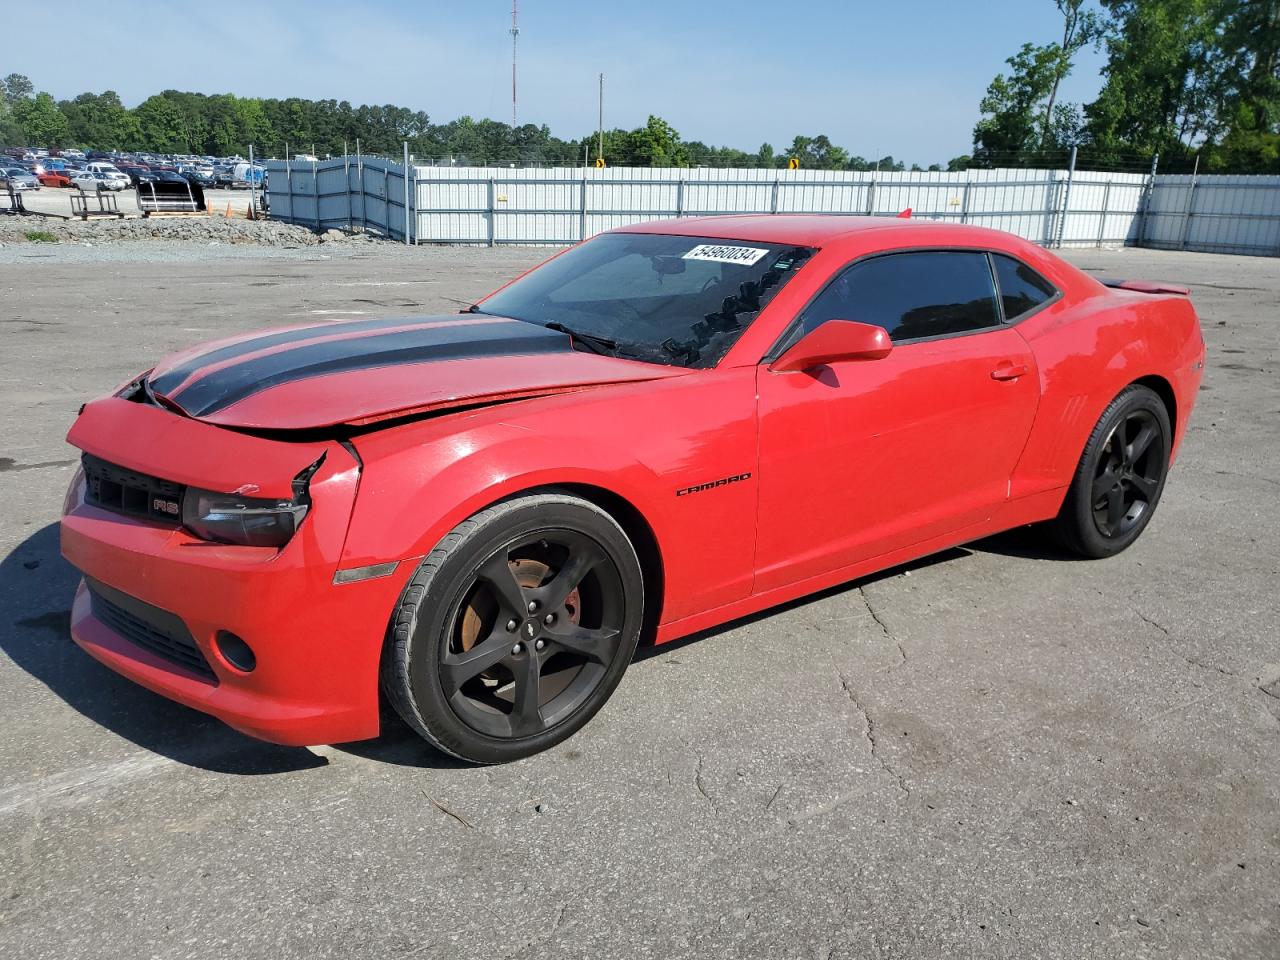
{"left": 838, "top": 673, "right": 910, "bottom": 799}
{"left": 859, "top": 586, "right": 908, "bottom": 666}
{"left": 0, "top": 246, "right": 1277, "bottom": 959}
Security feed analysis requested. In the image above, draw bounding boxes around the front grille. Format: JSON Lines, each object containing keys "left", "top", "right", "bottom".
{"left": 87, "top": 578, "right": 217, "bottom": 683}
{"left": 82, "top": 454, "right": 185, "bottom": 524}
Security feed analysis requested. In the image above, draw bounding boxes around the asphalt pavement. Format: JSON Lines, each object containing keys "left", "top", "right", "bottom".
{"left": 0, "top": 242, "right": 1276, "bottom": 959}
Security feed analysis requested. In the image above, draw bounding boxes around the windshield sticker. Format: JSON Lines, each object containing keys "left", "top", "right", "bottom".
{"left": 682, "top": 244, "right": 770, "bottom": 266}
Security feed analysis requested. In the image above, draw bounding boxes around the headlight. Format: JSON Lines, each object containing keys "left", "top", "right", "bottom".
{"left": 181, "top": 459, "right": 322, "bottom": 548}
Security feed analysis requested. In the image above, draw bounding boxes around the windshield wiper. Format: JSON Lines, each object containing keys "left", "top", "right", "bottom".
{"left": 543, "top": 322, "right": 618, "bottom": 356}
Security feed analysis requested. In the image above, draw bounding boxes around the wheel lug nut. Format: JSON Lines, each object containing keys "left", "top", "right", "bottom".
{"left": 506, "top": 619, "right": 517, "bottom": 632}
{"left": 527, "top": 600, "right": 538, "bottom": 613}
{"left": 535, "top": 639, "right": 545, "bottom": 651}
{"left": 512, "top": 643, "right": 522, "bottom": 655}
{"left": 543, "top": 613, "right": 555, "bottom": 625}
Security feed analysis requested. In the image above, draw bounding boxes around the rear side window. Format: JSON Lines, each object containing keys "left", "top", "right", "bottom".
{"left": 992, "top": 253, "right": 1057, "bottom": 321}
{"left": 798, "top": 251, "right": 1000, "bottom": 342}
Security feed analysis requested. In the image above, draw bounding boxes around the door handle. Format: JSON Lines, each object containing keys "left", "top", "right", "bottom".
{"left": 990, "top": 362, "right": 1028, "bottom": 381}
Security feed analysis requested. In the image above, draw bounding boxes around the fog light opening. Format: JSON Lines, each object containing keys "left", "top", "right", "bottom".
{"left": 215, "top": 631, "right": 256, "bottom": 672}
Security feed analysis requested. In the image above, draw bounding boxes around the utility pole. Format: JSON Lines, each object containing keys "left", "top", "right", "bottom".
{"left": 597, "top": 73, "right": 604, "bottom": 163}
{"left": 510, "top": 0, "right": 519, "bottom": 127}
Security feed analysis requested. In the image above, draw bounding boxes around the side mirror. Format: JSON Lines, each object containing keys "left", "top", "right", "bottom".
{"left": 768, "top": 319, "right": 892, "bottom": 373}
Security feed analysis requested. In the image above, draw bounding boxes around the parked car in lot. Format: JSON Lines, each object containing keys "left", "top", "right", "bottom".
{"left": 85, "top": 162, "right": 131, "bottom": 187}
{"left": 37, "top": 169, "right": 73, "bottom": 188}
{"left": 117, "top": 164, "right": 152, "bottom": 186}
{"left": 1, "top": 166, "right": 40, "bottom": 190}
{"left": 59, "top": 215, "right": 1205, "bottom": 762}
{"left": 71, "top": 170, "right": 125, "bottom": 192}
{"left": 181, "top": 168, "right": 216, "bottom": 188}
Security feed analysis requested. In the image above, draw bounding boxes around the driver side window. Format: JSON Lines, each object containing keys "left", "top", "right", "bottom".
{"left": 798, "top": 251, "right": 1001, "bottom": 343}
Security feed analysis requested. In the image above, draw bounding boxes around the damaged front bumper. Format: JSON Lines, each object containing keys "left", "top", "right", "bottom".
{"left": 59, "top": 396, "right": 413, "bottom": 746}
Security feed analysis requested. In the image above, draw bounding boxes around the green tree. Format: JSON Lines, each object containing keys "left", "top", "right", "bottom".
{"left": 785, "top": 134, "right": 849, "bottom": 169}
{"left": 1203, "top": 0, "right": 1280, "bottom": 171}
{"left": 630, "top": 116, "right": 689, "bottom": 166}
{"left": 60, "top": 91, "right": 138, "bottom": 149}
{"left": 132, "top": 94, "right": 190, "bottom": 151}
{"left": 13, "top": 91, "right": 69, "bottom": 147}
{"left": 1039, "top": 1, "right": 1105, "bottom": 145}
{"left": 973, "top": 42, "right": 1065, "bottom": 159}
{"left": 973, "top": 0, "right": 1103, "bottom": 161}
{"left": 0, "top": 111, "right": 22, "bottom": 146}
{"left": 1084, "top": 0, "right": 1219, "bottom": 160}
{"left": 2, "top": 72, "right": 33, "bottom": 108}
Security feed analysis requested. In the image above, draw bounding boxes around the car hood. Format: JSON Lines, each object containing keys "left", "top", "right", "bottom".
{"left": 146, "top": 313, "right": 686, "bottom": 431}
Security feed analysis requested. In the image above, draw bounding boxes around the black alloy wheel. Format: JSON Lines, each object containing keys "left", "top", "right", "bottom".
{"left": 1090, "top": 408, "right": 1165, "bottom": 539}
{"left": 1055, "top": 384, "right": 1172, "bottom": 558}
{"left": 382, "top": 493, "right": 643, "bottom": 763}
{"left": 441, "top": 528, "right": 625, "bottom": 740}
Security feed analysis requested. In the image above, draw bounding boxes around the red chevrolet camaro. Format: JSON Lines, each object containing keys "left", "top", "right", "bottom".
{"left": 60, "top": 216, "right": 1204, "bottom": 762}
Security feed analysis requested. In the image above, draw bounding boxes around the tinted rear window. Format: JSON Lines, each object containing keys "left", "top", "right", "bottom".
{"left": 992, "top": 253, "right": 1057, "bottom": 320}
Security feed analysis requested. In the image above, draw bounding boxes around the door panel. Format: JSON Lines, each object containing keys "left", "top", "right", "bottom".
{"left": 754, "top": 327, "right": 1038, "bottom": 593}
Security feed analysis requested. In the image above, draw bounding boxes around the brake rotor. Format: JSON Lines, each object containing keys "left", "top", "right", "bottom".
{"left": 460, "top": 558, "right": 581, "bottom": 654}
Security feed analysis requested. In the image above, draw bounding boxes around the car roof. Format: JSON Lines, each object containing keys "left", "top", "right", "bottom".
{"left": 617, "top": 214, "right": 1019, "bottom": 250}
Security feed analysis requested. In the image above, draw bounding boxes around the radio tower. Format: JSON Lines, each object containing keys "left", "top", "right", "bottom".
{"left": 510, "top": 0, "right": 520, "bottom": 127}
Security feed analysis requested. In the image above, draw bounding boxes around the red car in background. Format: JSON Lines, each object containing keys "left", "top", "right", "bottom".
{"left": 36, "top": 169, "right": 73, "bottom": 188}
{"left": 60, "top": 216, "right": 1204, "bottom": 762}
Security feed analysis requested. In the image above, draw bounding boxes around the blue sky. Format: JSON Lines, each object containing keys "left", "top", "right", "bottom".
{"left": 6, "top": 0, "right": 1107, "bottom": 165}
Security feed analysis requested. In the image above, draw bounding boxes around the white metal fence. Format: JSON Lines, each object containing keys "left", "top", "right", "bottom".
{"left": 1140, "top": 174, "right": 1280, "bottom": 255}
{"left": 265, "top": 159, "right": 1280, "bottom": 257}
{"left": 266, "top": 155, "right": 413, "bottom": 241}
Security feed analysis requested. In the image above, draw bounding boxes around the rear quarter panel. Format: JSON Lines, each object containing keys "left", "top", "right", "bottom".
{"left": 1010, "top": 289, "right": 1204, "bottom": 500}
{"left": 344, "top": 369, "right": 760, "bottom": 625}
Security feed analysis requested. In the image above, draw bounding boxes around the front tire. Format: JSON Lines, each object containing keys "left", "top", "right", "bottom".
{"left": 381, "top": 493, "right": 644, "bottom": 763}
{"left": 1054, "top": 384, "right": 1171, "bottom": 558}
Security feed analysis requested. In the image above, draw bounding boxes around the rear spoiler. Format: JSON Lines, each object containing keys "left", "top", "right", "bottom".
{"left": 1099, "top": 278, "right": 1190, "bottom": 297}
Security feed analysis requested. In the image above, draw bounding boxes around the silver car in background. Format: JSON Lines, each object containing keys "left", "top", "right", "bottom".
{"left": 2, "top": 167, "right": 41, "bottom": 191}
{"left": 71, "top": 170, "right": 126, "bottom": 192}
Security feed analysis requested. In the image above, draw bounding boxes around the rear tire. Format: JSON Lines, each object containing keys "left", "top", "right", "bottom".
{"left": 1054, "top": 384, "right": 1171, "bottom": 558}
{"left": 381, "top": 493, "right": 644, "bottom": 763}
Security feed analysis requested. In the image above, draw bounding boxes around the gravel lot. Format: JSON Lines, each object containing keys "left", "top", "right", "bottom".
{"left": 0, "top": 242, "right": 1277, "bottom": 960}
{"left": 0, "top": 209, "right": 372, "bottom": 253}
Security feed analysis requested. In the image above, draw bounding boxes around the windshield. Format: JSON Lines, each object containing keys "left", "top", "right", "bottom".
{"left": 478, "top": 233, "right": 813, "bottom": 368}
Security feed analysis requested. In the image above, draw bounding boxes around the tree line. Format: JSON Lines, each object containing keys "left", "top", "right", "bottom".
{"left": 0, "top": 75, "right": 917, "bottom": 171}
{"left": 972, "top": 0, "right": 1279, "bottom": 172}
{"left": 2, "top": 0, "right": 1276, "bottom": 173}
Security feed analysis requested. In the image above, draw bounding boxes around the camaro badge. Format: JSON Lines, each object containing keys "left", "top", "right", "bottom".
{"left": 676, "top": 473, "right": 752, "bottom": 497}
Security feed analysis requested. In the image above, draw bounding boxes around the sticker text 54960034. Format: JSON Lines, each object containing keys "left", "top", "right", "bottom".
{"left": 681, "top": 244, "right": 769, "bottom": 266}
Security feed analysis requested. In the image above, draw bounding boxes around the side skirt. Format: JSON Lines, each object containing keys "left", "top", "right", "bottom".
{"left": 653, "top": 487, "right": 1066, "bottom": 645}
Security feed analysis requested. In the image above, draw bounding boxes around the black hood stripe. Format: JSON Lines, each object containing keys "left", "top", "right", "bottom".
{"left": 168, "top": 320, "right": 570, "bottom": 416}
{"left": 150, "top": 314, "right": 483, "bottom": 396}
